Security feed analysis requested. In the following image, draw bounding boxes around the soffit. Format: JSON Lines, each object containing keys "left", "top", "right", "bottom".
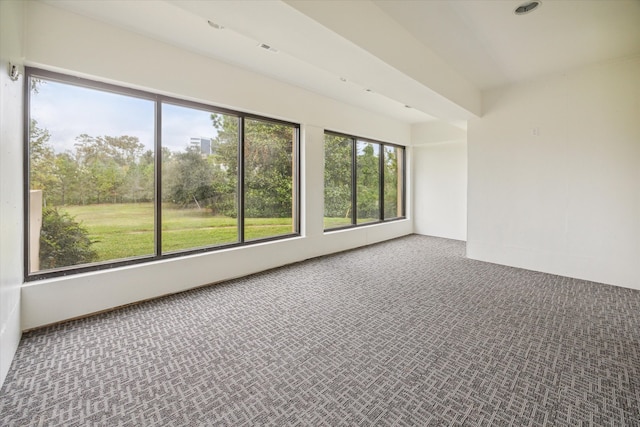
{"left": 374, "top": 0, "right": 640, "bottom": 90}
{"left": 38, "top": 0, "right": 640, "bottom": 124}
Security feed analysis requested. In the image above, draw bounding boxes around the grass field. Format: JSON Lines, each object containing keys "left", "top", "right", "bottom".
{"left": 61, "top": 203, "right": 294, "bottom": 262}
{"left": 323, "top": 217, "right": 353, "bottom": 229}
{"left": 323, "top": 217, "right": 379, "bottom": 229}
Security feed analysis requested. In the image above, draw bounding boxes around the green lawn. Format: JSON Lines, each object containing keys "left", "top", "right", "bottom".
{"left": 61, "top": 203, "right": 294, "bottom": 262}
{"left": 323, "top": 217, "right": 379, "bottom": 229}
{"left": 323, "top": 217, "right": 353, "bottom": 229}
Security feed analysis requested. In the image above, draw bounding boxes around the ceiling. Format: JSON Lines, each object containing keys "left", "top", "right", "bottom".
{"left": 374, "top": 0, "right": 640, "bottom": 90}
{"left": 41, "top": 0, "right": 640, "bottom": 124}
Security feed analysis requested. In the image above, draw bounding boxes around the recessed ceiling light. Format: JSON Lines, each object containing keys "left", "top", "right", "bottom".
{"left": 514, "top": 1, "right": 541, "bottom": 15}
{"left": 207, "top": 20, "right": 224, "bottom": 30}
{"left": 340, "top": 77, "right": 347, "bottom": 82}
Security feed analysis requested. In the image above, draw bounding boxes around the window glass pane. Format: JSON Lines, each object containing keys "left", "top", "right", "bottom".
{"left": 28, "top": 77, "right": 155, "bottom": 273}
{"left": 324, "top": 134, "right": 353, "bottom": 229}
{"left": 161, "top": 104, "right": 239, "bottom": 252}
{"left": 384, "top": 146, "right": 404, "bottom": 219}
{"left": 244, "top": 118, "right": 296, "bottom": 241}
{"left": 356, "top": 140, "right": 380, "bottom": 224}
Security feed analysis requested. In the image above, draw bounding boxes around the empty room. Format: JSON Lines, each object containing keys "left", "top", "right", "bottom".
{"left": 1, "top": 0, "right": 639, "bottom": 425}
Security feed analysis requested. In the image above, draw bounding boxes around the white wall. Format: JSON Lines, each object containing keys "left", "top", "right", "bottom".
{"left": 412, "top": 140, "right": 467, "bottom": 241}
{"left": 0, "top": 0, "right": 25, "bottom": 388}
{"left": 411, "top": 121, "right": 467, "bottom": 241}
{"left": 467, "top": 57, "right": 640, "bottom": 290}
{"left": 20, "top": 2, "right": 413, "bottom": 330}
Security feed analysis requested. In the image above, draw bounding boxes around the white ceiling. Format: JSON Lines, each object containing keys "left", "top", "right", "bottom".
{"left": 40, "top": 0, "right": 640, "bottom": 124}
{"left": 374, "top": 0, "right": 640, "bottom": 90}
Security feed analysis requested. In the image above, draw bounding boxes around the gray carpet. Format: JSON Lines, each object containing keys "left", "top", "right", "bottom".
{"left": 1, "top": 235, "right": 639, "bottom": 426}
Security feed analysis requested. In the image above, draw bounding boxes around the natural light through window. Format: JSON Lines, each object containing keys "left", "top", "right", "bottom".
{"left": 244, "top": 118, "right": 297, "bottom": 241}
{"left": 356, "top": 140, "right": 381, "bottom": 225}
{"left": 384, "top": 145, "right": 404, "bottom": 219}
{"left": 28, "top": 77, "right": 156, "bottom": 273}
{"left": 323, "top": 133, "right": 353, "bottom": 229}
{"left": 161, "top": 103, "right": 239, "bottom": 252}
{"left": 26, "top": 69, "right": 300, "bottom": 279}
{"left": 323, "top": 131, "right": 405, "bottom": 231}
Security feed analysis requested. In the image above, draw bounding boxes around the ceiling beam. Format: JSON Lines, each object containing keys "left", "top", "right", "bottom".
{"left": 285, "top": 0, "right": 482, "bottom": 120}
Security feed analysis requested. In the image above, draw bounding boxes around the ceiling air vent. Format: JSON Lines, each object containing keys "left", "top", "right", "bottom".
{"left": 207, "top": 20, "right": 224, "bottom": 30}
{"left": 258, "top": 43, "right": 278, "bottom": 53}
{"left": 514, "top": 1, "right": 541, "bottom": 15}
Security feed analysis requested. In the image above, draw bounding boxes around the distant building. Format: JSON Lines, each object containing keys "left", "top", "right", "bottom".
{"left": 190, "top": 137, "right": 213, "bottom": 155}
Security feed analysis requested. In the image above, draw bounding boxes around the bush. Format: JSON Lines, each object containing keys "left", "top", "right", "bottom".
{"left": 40, "top": 207, "right": 97, "bottom": 269}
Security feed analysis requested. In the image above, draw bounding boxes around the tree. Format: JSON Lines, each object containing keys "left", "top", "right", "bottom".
{"left": 209, "top": 114, "right": 239, "bottom": 217}
{"left": 383, "top": 147, "right": 401, "bottom": 218}
{"left": 29, "top": 119, "right": 57, "bottom": 205}
{"left": 240, "top": 118, "right": 294, "bottom": 218}
{"left": 103, "top": 135, "right": 144, "bottom": 165}
{"left": 165, "top": 146, "right": 215, "bottom": 208}
{"left": 74, "top": 134, "right": 147, "bottom": 203}
{"left": 324, "top": 134, "right": 352, "bottom": 218}
{"left": 39, "top": 207, "right": 97, "bottom": 269}
{"left": 53, "top": 152, "right": 80, "bottom": 205}
{"left": 122, "top": 149, "right": 154, "bottom": 203}
{"left": 96, "top": 160, "right": 125, "bottom": 204}
{"left": 356, "top": 142, "right": 380, "bottom": 219}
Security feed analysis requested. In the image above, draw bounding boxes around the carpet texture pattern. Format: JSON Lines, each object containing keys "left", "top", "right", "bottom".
{"left": 1, "top": 235, "right": 639, "bottom": 426}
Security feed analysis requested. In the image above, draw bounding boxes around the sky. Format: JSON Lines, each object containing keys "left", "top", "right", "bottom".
{"left": 30, "top": 79, "right": 220, "bottom": 154}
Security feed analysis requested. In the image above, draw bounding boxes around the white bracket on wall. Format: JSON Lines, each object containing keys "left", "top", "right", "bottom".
{"left": 8, "top": 62, "right": 22, "bottom": 81}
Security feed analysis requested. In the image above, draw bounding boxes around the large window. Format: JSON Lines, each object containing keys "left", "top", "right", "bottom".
{"left": 356, "top": 140, "right": 381, "bottom": 224}
{"left": 243, "top": 118, "right": 297, "bottom": 241}
{"left": 25, "top": 68, "right": 299, "bottom": 279}
{"left": 323, "top": 134, "right": 353, "bottom": 229}
{"left": 161, "top": 104, "right": 239, "bottom": 252}
{"left": 383, "top": 145, "right": 404, "bottom": 220}
{"left": 324, "top": 132, "right": 405, "bottom": 230}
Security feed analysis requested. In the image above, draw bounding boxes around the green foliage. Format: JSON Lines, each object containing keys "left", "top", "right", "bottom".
{"left": 53, "top": 152, "right": 79, "bottom": 205}
{"left": 163, "top": 144, "right": 237, "bottom": 217}
{"left": 211, "top": 115, "right": 294, "bottom": 218}
{"left": 39, "top": 207, "right": 97, "bottom": 269}
{"left": 242, "top": 118, "right": 294, "bottom": 218}
{"left": 324, "top": 134, "right": 352, "bottom": 219}
{"left": 73, "top": 134, "right": 149, "bottom": 204}
{"left": 324, "top": 136, "right": 403, "bottom": 224}
{"left": 29, "top": 120, "right": 57, "bottom": 201}
{"left": 61, "top": 203, "right": 291, "bottom": 261}
{"left": 383, "top": 146, "right": 401, "bottom": 218}
{"left": 165, "top": 147, "right": 215, "bottom": 205}
{"left": 29, "top": 109, "right": 295, "bottom": 221}
{"left": 29, "top": 122, "right": 154, "bottom": 206}
{"left": 356, "top": 142, "right": 380, "bottom": 220}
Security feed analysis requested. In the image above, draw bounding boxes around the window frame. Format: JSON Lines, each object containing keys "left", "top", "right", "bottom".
{"left": 24, "top": 67, "right": 300, "bottom": 281}
{"left": 323, "top": 130, "right": 406, "bottom": 232}
{"left": 382, "top": 144, "right": 406, "bottom": 221}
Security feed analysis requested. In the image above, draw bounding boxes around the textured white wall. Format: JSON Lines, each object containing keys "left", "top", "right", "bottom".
{"left": 20, "top": 1, "right": 413, "bottom": 329}
{"left": 412, "top": 140, "right": 467, "bottom": 241}
{"left": 467, "top": 57, "right": 640, "bottom": 290}
{"left": 0, "top": 0, "right": 24, "bottom": 388}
